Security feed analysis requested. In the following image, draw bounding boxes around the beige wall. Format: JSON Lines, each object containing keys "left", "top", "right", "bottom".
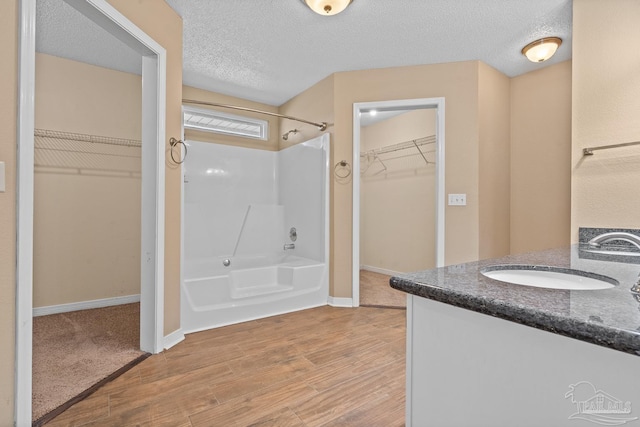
{"left": 282, "top": 60, "right": 571, "bottom": 297}
{"left": 279, "top": 75, "right": 335, "bottom": 150}
{"left": 183, "top": 85, "right": 281, "bottom": 151}
{"left": 282, "top": 61, "right": 482, "bottom": 298}
{"left": 107, "top": 0, "right": 183, "bottom": 335}
{"left": 34, "top": 53, "right": 142, "bottom": 308}
{"left": 35, "top": 53, "right": 142, "bottom": 139}
{"left": 571, "top": 0, "right": 640, "bottom": 242}
{"left": 334, "top": 62, "right": 483, "bottom": 297}
{"left": 478, "top": 62, "right": 511, "bottom": 259}
{"left": 0, "top": 0, "right": 17, "bottom": 421}
{"left": 510, "top": 61, "right": 572, "bottom": 253}
{"left": 360, "top": 109, "right": 437, "bottom": 273}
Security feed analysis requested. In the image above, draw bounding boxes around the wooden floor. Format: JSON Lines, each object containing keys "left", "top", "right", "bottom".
{"left": 46, "top": 306, "right": 406, "bottom": 427}
{"left": 360, "top": 270, "right": 407, "bottom": 308}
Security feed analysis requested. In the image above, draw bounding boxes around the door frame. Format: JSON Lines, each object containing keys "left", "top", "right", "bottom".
{"left": 352, "top": 98, "right": 445, "bottom": 306}
{"left": 16, "top": 0, "right": 166, "bottom": 423}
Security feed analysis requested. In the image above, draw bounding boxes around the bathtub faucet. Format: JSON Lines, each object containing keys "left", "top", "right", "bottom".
{"left": 284, "top": 243, "right": 295, "bottom": 250}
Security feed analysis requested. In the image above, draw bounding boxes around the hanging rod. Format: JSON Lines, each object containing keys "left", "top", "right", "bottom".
{"left": 182, "top": 99, "right": 328, "bottom": 131}
{"left": 583, "top": 140, "right": 640, "bottom": 156}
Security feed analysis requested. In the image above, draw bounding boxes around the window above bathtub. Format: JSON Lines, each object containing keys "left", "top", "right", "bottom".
{"left": 183, "top": 106, "right": 269, "bottom": 140}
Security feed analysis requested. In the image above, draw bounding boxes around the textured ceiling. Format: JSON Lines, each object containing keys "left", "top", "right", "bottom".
{"left": 36, "top": 0, "right": 141, "bottom": 75}
{"left": 37, "top": 0, "right": 572, "bottom": 107}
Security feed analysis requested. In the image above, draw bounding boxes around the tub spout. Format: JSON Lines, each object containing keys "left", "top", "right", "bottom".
{"left": 284, "top": 243, "right": 295, "bottom": 250}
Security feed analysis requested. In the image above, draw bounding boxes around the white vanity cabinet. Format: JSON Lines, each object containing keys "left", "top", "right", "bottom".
{"left": 406, "top": 295, "right": 640, "bottom": 427}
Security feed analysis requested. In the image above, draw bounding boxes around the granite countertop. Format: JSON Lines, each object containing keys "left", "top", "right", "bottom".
{"left": 390, "top": 245, "right": 640, "bottom": 356}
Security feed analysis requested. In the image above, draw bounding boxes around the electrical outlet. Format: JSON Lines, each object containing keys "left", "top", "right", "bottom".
{"left": 448, "top": 193, "right": 466, "bottom": 206}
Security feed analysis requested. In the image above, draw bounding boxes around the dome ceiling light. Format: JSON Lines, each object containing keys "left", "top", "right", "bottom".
{"left": 303, "top": 0, "right": 353, "bottom": 16}
{"left": 521, "top": 37, "right": 563, "bottom": 63}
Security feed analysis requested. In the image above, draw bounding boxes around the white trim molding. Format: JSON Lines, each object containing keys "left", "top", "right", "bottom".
{"left": 360, "top": 265, "right": 404, "bottom": 277}
{"left": 327, "top": 296, "right": 354, "bottom": 308}
{"left": 352, "top": 98, "right": 446, "bottom": 308}
{"left": 16, "top": 0, "right": 36, "bottom": 422}
{"left": 163, "top": 328, "right": 185, "bottom": 350}
{"left": 406, "top": 294, "right": 414, "bottom": 426}
{"left": 33, "top": 295, "right": 141, "bottom": 317}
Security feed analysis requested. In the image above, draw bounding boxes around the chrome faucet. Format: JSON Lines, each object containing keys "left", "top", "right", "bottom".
{"left": 283, "top": 243, "right": 295, "bottom": 250}
{"left": 587, "top": 232, "right": 640, "bottom": 251}
{"left": 587, "top": 232, "right": 640, "bottom": 300}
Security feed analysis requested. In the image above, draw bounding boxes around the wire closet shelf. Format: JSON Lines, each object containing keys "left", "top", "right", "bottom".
{"left": 360, "top": 135, "right": 436, "bottom": 176}
{"left": 34, "top": 128, "right": 141, "bottom": 175}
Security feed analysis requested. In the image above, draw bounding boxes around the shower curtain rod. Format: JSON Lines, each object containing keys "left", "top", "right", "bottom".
{"left": 182, "top": 99, "right": 328, "bottom": 131}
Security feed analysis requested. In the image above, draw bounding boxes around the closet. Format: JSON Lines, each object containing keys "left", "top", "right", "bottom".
{"left": 359, "top": 108, "right": 438, "bottom": 276}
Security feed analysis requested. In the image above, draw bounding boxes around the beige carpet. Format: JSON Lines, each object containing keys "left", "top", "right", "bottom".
{"left": 360, "top": 270, "right": 407, "bottom": 308}
{"left": 33, "top": 303, "right": 147, "bottom": 424}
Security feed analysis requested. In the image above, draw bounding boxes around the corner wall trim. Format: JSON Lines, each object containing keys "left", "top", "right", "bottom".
{"left": 163, "top": 329, "right": 185, "bottom": 350}
{"left": 33, "top": 294, "right": 141, "bottom": 317}
{"left": 327, "top": 296, "right": 354, "bottom": 308}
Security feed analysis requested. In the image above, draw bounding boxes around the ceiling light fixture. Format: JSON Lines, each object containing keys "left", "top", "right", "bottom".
{"left": 303, "top": 0, "right": 353, "bottom": 16}
{"left": 521, "top": 37, "right": 562, "bottom": 63}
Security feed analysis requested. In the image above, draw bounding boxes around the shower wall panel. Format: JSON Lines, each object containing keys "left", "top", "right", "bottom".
{"left": 185, "top": 136, "right": 328, "bottom": 263}
{"left": 184, "top": 142, "right": 278, "bottom": 260}
{"left": 278, "top": 138, "right": 328, "bottom": 262}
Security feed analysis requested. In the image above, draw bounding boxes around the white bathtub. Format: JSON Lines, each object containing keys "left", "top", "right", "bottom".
{"left": 181, "top": 254, "right": 328, "bottom": 333}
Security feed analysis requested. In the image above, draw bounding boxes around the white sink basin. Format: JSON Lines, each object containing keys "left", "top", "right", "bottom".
{"left": 481, "top": 265, "right": 617, "bottom": 290}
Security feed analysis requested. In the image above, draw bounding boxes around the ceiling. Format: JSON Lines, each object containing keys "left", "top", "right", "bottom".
{"left": 36, "top": 0, "right": 142, "bottom": 75}
{"left": 36, "top": 0, "right": 573, "bottom": 107}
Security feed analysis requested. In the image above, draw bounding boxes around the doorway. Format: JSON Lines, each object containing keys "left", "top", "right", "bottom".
{"left": 352, "top": 98, "right": 445, "bottom": 306}
{"left": 17, "top": 0, "right": 167, "bottom": 424}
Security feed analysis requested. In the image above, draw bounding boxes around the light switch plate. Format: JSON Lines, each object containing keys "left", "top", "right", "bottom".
{"left": 0, "top": 161, "right": 5, "bottom": 192}
{"left": 448, "top": 193, "right": 466, "bottom": 206}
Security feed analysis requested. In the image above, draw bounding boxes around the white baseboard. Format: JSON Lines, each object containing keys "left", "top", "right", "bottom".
{"left": 327, "top": 296, "right": 354, "bottom": 308}
{"left": 163, "top": 328, "right": 185, "bottom": 350}
{"left": 360, "top": 265, "right": 404, "bottom": 277}
{"left": 33, "top": 294, "right": 141, "bottom": 317}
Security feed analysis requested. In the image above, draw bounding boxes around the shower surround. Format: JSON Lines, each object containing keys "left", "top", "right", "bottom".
{"left": 182, "top": 135, "right": 329, "bottom": 332}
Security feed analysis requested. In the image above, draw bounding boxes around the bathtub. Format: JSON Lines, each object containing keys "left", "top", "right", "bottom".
{"left": 181, "top": 254, "right": 328, "bottom": 333}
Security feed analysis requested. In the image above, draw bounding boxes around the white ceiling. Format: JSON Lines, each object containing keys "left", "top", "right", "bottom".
{"left": 36, "top": 0, "right": 572, "bottom": 107}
